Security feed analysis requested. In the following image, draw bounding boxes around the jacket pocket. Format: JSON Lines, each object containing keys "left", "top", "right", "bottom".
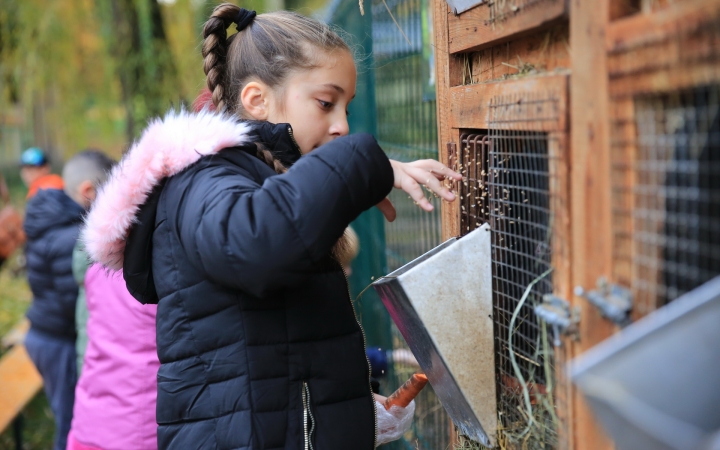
{"left": 301, "top": 381, "right": 316, "bottom": 450}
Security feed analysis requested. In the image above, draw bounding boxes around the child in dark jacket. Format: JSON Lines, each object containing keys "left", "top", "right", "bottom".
{"left": 83, "top": 4, "right": 460, "bottom": 450}
{"left": 23, "top": 150, "right": 113, "bottom": 450}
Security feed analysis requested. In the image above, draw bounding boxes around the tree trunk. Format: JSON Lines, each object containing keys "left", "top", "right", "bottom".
{"left": 104, "top": 0, "right": 178, "bottom": 142}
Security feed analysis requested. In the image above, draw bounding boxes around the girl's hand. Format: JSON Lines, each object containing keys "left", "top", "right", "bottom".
{"left": 376, "top": 160, "right": 461, "bottom": 222}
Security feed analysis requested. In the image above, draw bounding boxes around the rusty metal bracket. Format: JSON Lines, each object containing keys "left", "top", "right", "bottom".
{"left": 575, "top": 277, "right": 633, "bottom": 328}
{"left": 534, "top": 294, "right": 580, "bottom": 346}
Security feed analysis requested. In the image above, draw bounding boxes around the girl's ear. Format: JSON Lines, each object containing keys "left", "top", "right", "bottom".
{"left": 241, "top": 81, "right": 271, "bottom": 120}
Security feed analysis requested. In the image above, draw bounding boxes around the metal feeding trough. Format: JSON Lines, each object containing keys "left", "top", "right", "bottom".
{"left": 570, "top": 276, "right": 720, "bottom": 450}
{"left": 373, "top": 224, "right": 497, "bottom": 447}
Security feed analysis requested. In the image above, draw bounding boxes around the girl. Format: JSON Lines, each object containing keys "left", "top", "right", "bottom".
{"left": 83, "top": 4, "right": 460, "bottom": 449}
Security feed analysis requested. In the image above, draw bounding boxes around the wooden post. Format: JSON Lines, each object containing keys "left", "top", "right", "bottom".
{"left": 569, "top": 0, "right": 616, "bottom": 449}
{"left": 434, "top": 0, "right": 461, "bottom": 241}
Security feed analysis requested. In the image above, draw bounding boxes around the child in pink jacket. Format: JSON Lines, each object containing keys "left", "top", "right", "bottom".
{"left": 67, "top": 262, "right": 159, "bottom": 450}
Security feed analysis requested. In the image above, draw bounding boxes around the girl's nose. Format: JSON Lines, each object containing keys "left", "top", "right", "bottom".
{"left": 330, "top": 115, "right": 350, "bottom": 137}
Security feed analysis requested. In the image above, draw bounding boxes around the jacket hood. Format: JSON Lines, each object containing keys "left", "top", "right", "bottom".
{"left": 24, "top": 189, "right": 84, "bottom": 239}
{"left": 83, "top": 110, "right": 253, "bottom": 270}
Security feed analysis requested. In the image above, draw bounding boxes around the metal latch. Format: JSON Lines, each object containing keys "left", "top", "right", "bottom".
{"left": 534, "top": 294, "right": 580, "bottom": 347}
{"left": 574, "top": 277, "right": 633, "bottom": 328}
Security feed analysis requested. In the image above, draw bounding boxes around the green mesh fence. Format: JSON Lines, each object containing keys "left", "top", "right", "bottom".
{"left": 324, "top": 0, "right": 453, "bottom": 447}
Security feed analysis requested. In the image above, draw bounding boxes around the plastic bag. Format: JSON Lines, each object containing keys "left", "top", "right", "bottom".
{"left": 375, "top": 399, "right": 415, "bottom": 446}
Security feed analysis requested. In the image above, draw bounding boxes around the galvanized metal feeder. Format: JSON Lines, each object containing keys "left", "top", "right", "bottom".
{"left": 570, "top": 276, "right": 720, "bottom": 450}
{"left": 373, "top": 224, "right": 497, "bottom": 447}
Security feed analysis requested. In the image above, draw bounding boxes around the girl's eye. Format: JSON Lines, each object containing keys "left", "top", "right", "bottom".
{"left": 318, "top": 100, "right": 333, "bottom": 109}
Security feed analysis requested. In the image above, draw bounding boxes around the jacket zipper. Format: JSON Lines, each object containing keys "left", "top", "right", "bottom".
{"left": 302, "top": 381, "right": 316, "bottom": 450}
{"left": 287, "top": 125, "right": 301, "bottom": 152}
{"left": 341, "top": 266, "right": 379, "bottom": 448}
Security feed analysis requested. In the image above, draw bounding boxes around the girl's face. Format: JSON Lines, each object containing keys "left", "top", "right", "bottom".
{"left": 268, "top": 50, "right": 357, "bottom": 154}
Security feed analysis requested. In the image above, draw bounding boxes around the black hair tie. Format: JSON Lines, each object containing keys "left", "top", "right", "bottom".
{"left": 235, "top": 8, "right": 256, "bottom": 32}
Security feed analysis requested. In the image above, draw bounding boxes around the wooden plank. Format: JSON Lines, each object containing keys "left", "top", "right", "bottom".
{"left": 606, "top": 0, "right": 720, "bottom": 53}
{"left": 466, "top": 24, "right": 571, "bottom": 84}
{"left": 570, "top": 0, "right": 616, "bottom": 448}
{"left": 607, "top": 19, "right": 720, "bottom": 78}
{"left": 0, "top": 344, "right": 43, "bottom": 433}
{"left": 436, "top": 0, "right": 463, "bottom": 240}
{"left": 609, "top": 98, "right": 635, "bottom": 293}
{"left": 609, "top": 61, "right": 720, "bottom": 98}
{"left": 448, "top": 0, "right": 567, "bottom": 54}
{"left": 548, "top": 130, "right": 574, "bottom": 450}
{"left": 449, "top": 74, "right": 569, "bottom": 131}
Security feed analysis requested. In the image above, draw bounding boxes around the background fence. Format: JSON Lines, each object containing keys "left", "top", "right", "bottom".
{"left": 323, "top": 0, "right": 454, "bottom": 447}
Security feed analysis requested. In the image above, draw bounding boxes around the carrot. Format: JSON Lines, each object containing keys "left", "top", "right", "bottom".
{"left": 383, "top": 373, "right": 428, "bottom": 410}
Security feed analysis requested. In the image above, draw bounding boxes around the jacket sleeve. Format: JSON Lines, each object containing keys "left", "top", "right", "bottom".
{"left": 72, "top": 241, "right": 90, "bottom": 374}
{"left": 178, "top": 133, "right": 394, "bottom": 297}
{"left": 39, "top": 225, "right": 79, "bottom": 334}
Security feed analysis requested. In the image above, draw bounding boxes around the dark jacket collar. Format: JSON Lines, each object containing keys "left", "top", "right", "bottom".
{"left": 246, "top": 121, "right": 302, "bottom": 168}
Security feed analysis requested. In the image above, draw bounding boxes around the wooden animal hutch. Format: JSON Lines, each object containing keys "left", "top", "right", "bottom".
{"left": 432, "top": 0, "right": 720, "bottom": 448}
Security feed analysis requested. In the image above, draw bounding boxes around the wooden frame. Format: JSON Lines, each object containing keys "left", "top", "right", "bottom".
{"left": 449, "top": 75, "right": 568, "bottom": 131}
{"left": 435, "top": 0, "right": 720, "bottom": 448}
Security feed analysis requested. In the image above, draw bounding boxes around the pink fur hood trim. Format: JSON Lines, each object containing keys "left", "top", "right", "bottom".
{"left": 83, "top": 109, "right": 252, "bottom": 270}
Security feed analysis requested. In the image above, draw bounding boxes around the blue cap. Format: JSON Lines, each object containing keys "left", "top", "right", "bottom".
{"left": 20, "top": 147, "right": 48, "bottom": 167}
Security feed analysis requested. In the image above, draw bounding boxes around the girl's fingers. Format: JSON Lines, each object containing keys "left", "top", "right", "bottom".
{"left": 403, "top": 176, "right": 433, "bottom": 211}
{"left": 376, "top": 198, "right": 397, "bottom": 222}
{"left": 388, "top": 159, "right": 460, "bottom": 213}
{"left": 406, "top": 166, "right": 456, "bottom": 203}
{"left": 411, "top": 160, "right": 462, "bottom": 181}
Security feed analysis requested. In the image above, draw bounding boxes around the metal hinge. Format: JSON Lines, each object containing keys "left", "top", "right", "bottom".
{"left": 534, "top": 294, "right": 580, "bottom": 347}
{"left": 574, "top": 277, "right": 633, "bottom": 328}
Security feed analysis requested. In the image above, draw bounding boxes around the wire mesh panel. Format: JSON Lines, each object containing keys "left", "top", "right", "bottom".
{"left": 370, "top": 0, "right": 454, "bottom": 448}
{"left": 613, "top": 85, "right": 720, "bottom": 315}
{"left": 455, "top": 92, "right": 569, "bottom": 449}
{"left": 325, "top": 0, "right": 450, "bottom": 447}
{"left": 372, "top": 0, "right": 441, "bottom": 271}
{"left": 487, "top": 129, "right": 558, "bottom": 448}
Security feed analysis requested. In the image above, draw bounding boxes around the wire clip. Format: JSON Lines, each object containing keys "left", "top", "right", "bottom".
{"left": 534, "top": 294, "right": 580, "bottom": 346}
{"left": 574, "top": 277, "right": 633, "bottom": 328}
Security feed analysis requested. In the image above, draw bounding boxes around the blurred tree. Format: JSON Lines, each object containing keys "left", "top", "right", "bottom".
{"left": 0, "top": 0, "right": 322, "bottom": 162}
{"left": 0, "top": 0, "right": 127, "bottom": 160}
{"left": 97, "top": 0, "right": 181, "bottom": 140}
{"left": 0, "top": 0, "right": 205, "bottom": 160}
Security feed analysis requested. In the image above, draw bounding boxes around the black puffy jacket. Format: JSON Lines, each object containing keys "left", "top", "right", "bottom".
{"left": 83, "top": 111, "right": 394, "bottom": 449}
{"left": 24, "top": 188, "right": 85, "bottom": 339}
